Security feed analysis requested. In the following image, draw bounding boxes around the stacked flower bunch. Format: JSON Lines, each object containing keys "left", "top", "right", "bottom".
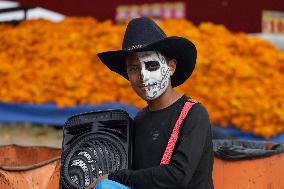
{"left": 0, "top": 18, "right": 283, "bottom": 137}
{"left": 160, "top": 20, "right": 284, "bottom": 138}
{"left": 0, "top": 18, "right": 142, "bottom": 107}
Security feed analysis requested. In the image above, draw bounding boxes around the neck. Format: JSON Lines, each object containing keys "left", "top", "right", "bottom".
{"left": 147, "top": 87, "right": 182, "bottom": 111}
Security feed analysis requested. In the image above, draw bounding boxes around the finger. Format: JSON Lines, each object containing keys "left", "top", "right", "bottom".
{"left": 86, "top": 179, "right": 97, "bottom": 189}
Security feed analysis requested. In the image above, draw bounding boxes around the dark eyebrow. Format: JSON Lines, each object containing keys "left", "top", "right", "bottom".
{"left": 127, "top": 65, "right": 139, "bottom": 68}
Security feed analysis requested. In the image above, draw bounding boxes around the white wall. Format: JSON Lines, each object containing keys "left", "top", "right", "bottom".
{"left": 0, "top": 0, "right": 65, "bottom": 22}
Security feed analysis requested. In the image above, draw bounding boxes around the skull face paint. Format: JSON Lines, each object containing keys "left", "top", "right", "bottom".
{"left": 135, "top": 51, "right": 171, "bottom": 100}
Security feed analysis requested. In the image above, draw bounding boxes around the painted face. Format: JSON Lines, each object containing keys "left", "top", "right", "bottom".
{"left": 134, "top": 51, "right": 171, "bottom": 100}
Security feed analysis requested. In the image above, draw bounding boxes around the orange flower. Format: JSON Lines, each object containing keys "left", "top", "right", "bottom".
{"left": 0, "top": 18, "right": 283, "bottom": 138}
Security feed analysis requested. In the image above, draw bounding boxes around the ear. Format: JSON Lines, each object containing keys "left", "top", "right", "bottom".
{"left": 168, "top": 59, "right": 177, "bottom": 76}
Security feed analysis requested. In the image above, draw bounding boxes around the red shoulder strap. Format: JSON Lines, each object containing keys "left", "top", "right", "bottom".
{"left": 160, "top": 99, "right": 197, "bottom": 165}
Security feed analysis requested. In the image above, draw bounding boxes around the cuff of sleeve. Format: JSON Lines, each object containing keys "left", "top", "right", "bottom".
{"left": 108, "top": 169, "right": 132, "bottom": 186}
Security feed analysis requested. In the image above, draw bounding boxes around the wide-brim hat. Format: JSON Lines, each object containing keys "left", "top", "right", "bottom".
{"left": 97, "top": 17, "right": 197, "bottom": 87}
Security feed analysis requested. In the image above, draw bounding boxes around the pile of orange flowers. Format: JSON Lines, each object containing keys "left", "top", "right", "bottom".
{"left": 0, "top": 18, "right": 283, "bottom": 138}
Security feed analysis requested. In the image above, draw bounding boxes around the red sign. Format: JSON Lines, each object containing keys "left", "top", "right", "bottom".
{"left": 262, "top": 10, "right": 284, "bottom": 34}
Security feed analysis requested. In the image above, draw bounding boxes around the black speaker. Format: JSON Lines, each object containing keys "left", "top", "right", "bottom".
{"left": 60, "top": 109, "right": 133, "bottom": 189}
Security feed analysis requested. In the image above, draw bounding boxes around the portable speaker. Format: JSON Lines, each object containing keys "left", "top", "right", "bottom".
{"left": 60, "top": 109, "right": 133, "bottom": 189}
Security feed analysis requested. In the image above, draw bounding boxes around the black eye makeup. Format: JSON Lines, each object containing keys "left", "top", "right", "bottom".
{"left": 144, "top": 61, "right": 160, "bottom": 71}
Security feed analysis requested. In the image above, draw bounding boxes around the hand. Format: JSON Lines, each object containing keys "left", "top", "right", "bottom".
{"left": 86, "top": 174, "right": 108, "bottom": 189}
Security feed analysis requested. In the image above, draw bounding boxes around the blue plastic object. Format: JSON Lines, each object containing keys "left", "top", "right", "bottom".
{"left": 0, "top": 102, "right": 139, "bottom": 125}
{"left": 95, "top": 179, "right": 131, "bottom": 189}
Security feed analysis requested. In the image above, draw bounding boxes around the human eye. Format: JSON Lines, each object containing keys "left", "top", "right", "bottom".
{"left": 145, "top": 61, "right": 160, "bottom": 71}
{"left": 127, "top": 65, "right": 139, "bottom": 73}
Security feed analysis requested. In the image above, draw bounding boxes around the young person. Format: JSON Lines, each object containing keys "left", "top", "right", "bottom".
{"left": 88, "top": 17, "right": 214, "bottom": 189}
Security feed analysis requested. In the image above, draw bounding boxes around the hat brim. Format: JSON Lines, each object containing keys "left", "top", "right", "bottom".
{"left": 97, "top": 36, "right": 197, "bottom": 87}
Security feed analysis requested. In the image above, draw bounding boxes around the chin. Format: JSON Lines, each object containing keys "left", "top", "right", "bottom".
{"left": 141, "top": 93, "right": 161, "bottom": 102}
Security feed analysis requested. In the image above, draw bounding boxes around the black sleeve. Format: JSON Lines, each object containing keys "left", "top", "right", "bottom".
{"left": 108, "top": 104, "right": 211, "bottom": 189}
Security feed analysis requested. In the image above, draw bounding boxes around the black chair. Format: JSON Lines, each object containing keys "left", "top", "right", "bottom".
{"left": 60, "top": 109, "right": 133, "bottom": 189}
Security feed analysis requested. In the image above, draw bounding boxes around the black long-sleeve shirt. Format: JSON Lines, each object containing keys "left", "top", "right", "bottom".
{"left": 108, "top": 95, "right": 214, "bottom": 189}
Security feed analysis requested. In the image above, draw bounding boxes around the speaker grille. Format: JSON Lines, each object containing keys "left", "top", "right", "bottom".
{"left": 60, "top": 110, "right": 132, "bottom": 189}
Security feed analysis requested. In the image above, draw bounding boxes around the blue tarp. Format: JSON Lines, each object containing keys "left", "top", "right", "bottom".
{"left": 212, "top": 125, "right": 284, "bottom": 144}
{"left": 0, "top": 102, "right": 139, "bottom": 125}
{"left": 0, "top": 101, "right": 283, "bottom": 143}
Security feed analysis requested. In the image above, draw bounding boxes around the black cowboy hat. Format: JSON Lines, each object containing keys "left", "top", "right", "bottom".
{"left": 97, "top": 17, "right": 197, "bottom": 87}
